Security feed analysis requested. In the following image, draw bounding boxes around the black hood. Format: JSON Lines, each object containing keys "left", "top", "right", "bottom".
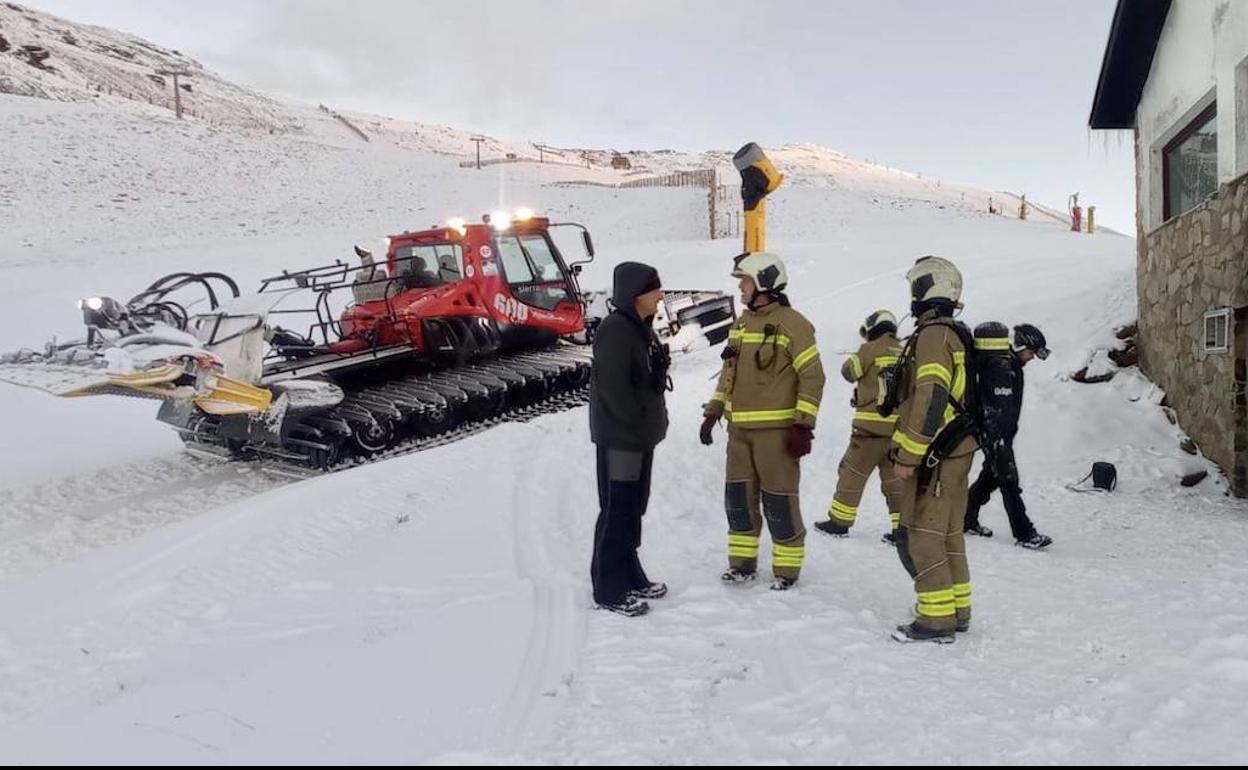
{"left": 611, "top": 261, "right": 662, "bottom": 318}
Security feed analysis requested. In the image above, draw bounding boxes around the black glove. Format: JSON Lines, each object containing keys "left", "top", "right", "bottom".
{"left": 649, "top": 341, "right": 672, "bottom": 392}
{"left": 785, "top": 424, "right": 813, "bottom": 458}
{"left": 699, "top": 414, "right": 718, "bottom": 446}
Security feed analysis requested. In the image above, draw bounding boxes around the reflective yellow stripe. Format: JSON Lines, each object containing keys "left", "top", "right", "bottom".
{"left": 794, "top": 344, "right": 820, "bottom": 371}
{"left": 848, "top": 354, "right": 863, "bottom": 379}
{"left": 953, "top": 582, "right": 972, "bottom": 608}
{"left": 874, "top": 355, "right": 899, "bottom": 368}
{"left": 735, "top": 331, "right": 792, "bottom": 348}
{"left": 952, "top": 351, "right": 967, "bottom": 402}
{"left": 893, "top": 429, "right": 933, "bottom": 454}
{"left": 711, "top": 391, "right": 726, "bottom": 403}
{"left": 829, "top": 500, "right": 857, "bottom": 523}
{"left": 854, "top": 410, "right": 899, "bottom": 424}
{"left": 889, "top": 512, "right": 901, "bottom": 528}
{"left": 917, "top": 588, "right": 956, "bottom": 617}
{"left": 731, "top": 408, "right": 798, "bottom": 423}
{"left": 796, "top": 399, "right": 819, "bottom": 418}
{"left": 974, "top": 338, "right": 1009, "bottom": 351}
{"left": 728, "top": 532, "right": 759, "bottom": 558}
{"left": 915, "top": 362, "right": 952, "bottom": 387}
{"left": 773, "top": 543, "right": 805, "bottom": 567}
{"left": 893, "top": 431, "right": 929, "bottom": 457}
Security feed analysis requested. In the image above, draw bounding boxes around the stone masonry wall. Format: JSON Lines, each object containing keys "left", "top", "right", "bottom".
{"left": 1138, "top": 171, "right": 1248, "bottom": 493}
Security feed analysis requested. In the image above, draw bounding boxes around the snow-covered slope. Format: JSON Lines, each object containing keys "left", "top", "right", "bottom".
{"left": 0, "top": 0, "right": 1063, "bottom": 212}
{"left": 3, "top": 183, "right": 1244, "bottom": 763}
{"left": 0, "top": 5, "right": 1243, "bottom": 764}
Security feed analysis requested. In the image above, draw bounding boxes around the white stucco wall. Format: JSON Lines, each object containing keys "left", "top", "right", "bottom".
{"left": 1137, "top": 0, "right": 1248, "bottom": 232}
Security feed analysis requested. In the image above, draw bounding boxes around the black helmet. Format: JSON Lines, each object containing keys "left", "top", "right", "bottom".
{"left": 1011, "top": 324, "right": 1050, "bottom": 360}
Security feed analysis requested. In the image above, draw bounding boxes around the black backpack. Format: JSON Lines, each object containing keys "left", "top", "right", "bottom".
{"left": 881, "top": 318, "right": 984, "bottom": 480}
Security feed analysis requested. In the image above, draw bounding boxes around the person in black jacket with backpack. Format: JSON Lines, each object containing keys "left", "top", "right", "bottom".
{"left": 588, "top": 262, "right": 671, "bottom": 616}
{"left": 963, "top": 322, "right": 1053, "bottom": 550}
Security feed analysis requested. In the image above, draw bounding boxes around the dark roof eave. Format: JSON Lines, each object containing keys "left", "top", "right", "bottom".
{"left": 1089, "top": 0, "right": 1172, "bottom": 129}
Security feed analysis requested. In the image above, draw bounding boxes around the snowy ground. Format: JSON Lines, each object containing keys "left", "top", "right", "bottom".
{"left": 1, "top": 87, "right": 1246, "bottom": 763}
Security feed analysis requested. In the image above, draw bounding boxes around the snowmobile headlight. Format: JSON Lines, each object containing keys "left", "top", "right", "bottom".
{"left": 489, "top": 210, "right": 511, "bottom": 230}
{"left": 79, "top": 296, "right": 105, "bottom": 311}
{"left": 513, "top": 207, "right": 534, "bottom": 222}
{"left": 446, "top": 217, "right": 467, "bottom": 235}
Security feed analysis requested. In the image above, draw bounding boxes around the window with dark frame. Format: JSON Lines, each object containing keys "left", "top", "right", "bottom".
{"left": 495, "top": 234, "right": 572, "bottom": 311}
{"left": 1163, "top": 103, "right": 1218, "bottom": 221}
{"left": 393, "top": 243, "right": 463, "bottom": 288}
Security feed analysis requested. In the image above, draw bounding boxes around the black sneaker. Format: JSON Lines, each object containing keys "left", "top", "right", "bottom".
{"left": 815, "top": 520, "right": 851, "bottom": 537}
{"left": 629, "top": 582, "right": 668, "bottom": 600}
{"left": 596, "top": 596, "right": 650, "bottom": 617}
{"left": 891, "top": 621, "right": 956, "bottom": 644}
{"left": 964, "top": 524, "right": 993, "bottom": 537}
{"left": 720, "top": 567, "right": 757, "bottom": 583}
{"left": 1016, "top": 533, "right": 1052, "bottom": 550}
{"left": 770, "top": 577, "right": 797, "bottom": 591}
{"left": 881, "top": 530, "right": 898, "bottom": 545}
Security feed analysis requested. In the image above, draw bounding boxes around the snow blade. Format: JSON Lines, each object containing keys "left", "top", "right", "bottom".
{"left": 193, "top": 371, "right": 274, "bottom": 415}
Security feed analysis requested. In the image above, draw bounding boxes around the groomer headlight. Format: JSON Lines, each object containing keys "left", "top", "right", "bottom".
{"left": 78, "top": 296, "right": 125, "bottom": 328}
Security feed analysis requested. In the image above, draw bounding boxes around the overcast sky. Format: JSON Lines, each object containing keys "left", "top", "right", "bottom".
{"left": 28, "top": 0, "right": 1137, "bottom": 231}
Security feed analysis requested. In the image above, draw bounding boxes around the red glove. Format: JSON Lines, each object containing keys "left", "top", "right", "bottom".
{"left": 700, "top": 414, "right": 718, "bottom": 445}
{"left": 786, "top": 424, "right": 813, "bottom": 458}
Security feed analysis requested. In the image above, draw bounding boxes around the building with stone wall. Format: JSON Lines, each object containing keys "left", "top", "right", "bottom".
{"left": 1090, "top": 0, "right": 1248, "bottom": 494}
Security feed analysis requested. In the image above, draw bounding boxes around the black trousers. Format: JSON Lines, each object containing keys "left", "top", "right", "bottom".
{"left": 591, "top": 446, "right": 654, "bottom": 604}
{"left": 964, "top": 440, "right": 1037, "bottom": 541}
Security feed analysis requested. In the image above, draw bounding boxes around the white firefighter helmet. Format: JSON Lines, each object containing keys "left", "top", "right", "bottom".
{"left": 860, "top": 309, "right": 898, "bottom": 338}
{"left": 731, "top": 251, "right": 788, "bottom": 294}
{"left": 906, "top": 256, "right": 963, "bottom": 308}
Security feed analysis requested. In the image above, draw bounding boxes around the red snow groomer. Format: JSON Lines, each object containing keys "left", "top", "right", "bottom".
{"left": 0, "top": 210, "right": 734, "bottom": 470}
{"left": 337, "top": 211, "right": 590, "bottom": 361}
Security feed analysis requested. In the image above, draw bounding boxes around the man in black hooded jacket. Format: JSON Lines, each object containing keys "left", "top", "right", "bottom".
{"left": 963, "top": 322, "right": 1053, "bottom": 550}
{"left": 589, "top": 261, "right": 671, "bottom": 616}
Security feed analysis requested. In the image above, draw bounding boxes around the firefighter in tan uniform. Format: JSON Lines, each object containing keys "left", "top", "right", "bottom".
{"left": 815, "top": 310, "right": 907, "bottom": 541}
{"left": 889, "top": 256, "right": 977, "bottom": 644}
{"left": 699, "top": 252, "right": 826, "bottom": 590}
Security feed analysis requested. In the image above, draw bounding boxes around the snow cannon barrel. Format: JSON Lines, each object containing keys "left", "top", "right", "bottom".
{"left": 732, "top": 142, "right": 783, "bottom": 254}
